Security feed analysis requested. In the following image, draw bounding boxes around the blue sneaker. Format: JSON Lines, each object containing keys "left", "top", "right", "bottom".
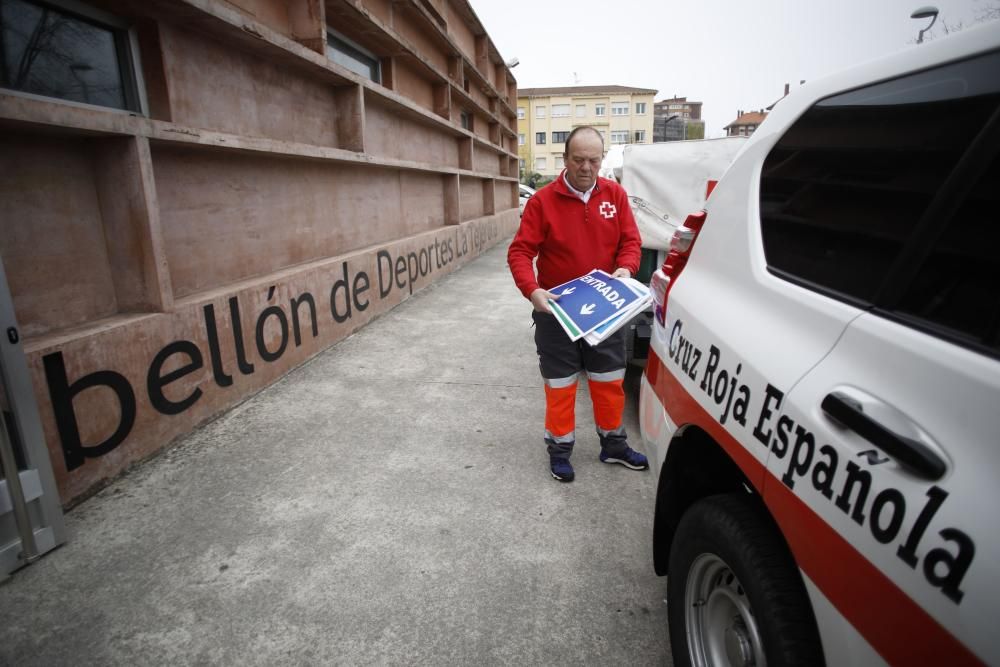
{"left": 600, "top": 446, "right": 649, "bottom": 471}
{"left": 550, "top": 457, "right": 575, "bottom": 482}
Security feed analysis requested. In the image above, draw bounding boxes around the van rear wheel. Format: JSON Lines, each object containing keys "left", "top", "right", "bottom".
{"left": 667, "top": 493, "right": 824, "bottom": 667}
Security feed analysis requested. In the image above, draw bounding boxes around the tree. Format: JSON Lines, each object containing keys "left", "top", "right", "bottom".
{"left": 975, "top": 2, "right": 1000, "bottom": 22}
{"left": 523, "top": 172, "right": 551, "bottom": 189}
{"left": 913, "top": 0, "right": 999, "bottom": 41}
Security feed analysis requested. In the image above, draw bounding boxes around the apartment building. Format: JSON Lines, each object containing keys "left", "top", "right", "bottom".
{"left": 0, "top": 0, "right": 519, "bottom": 519}
{"left": 725, "top": 110, "right": 768, "bottom": 136}
{"left": 653, "top": 96, "right": 706, "bottom": 142}
{"left": 517, "top": 85, "right": 656, "bottom": 179}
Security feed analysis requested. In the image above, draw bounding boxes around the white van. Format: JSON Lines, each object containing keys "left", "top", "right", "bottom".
{"left": 617, "top": 138, "right": 748, "bottom": 364}
{"left": 639, "top": 22, "right": 1000, "bottom": 666}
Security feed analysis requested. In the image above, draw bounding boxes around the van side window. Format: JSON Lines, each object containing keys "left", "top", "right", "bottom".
{"left": 894, "top": 147, "right": 1000, "bottom": 350}
{"left": 759, "top": 49, "right": 1000, "bottom": 352}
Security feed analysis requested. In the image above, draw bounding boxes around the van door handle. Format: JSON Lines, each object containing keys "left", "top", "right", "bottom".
{"left": 821, "top": 392, "right": 946, "bottom": 480}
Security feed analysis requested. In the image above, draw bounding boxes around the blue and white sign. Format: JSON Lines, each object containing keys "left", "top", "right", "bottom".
{"left": 547, "top": 269, "right": 646, "bottom": 341}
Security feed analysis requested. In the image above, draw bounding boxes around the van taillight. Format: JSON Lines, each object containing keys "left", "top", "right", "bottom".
{"left": 651, "top": 210, "right": 707, "bottom": 325}
{"left": 706, "top": 179, "right": 718, "bottom": 199}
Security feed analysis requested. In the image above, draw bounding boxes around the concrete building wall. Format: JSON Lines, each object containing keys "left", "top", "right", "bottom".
{"left": 446, "top": 5, "right": 478, "bottom": 60}
{"left": 0, "top": 0, "right": 519, "bottom": 506}
{"left": 0, "top": 136, "right": 120, "bottom": 337}
{"left": 361, "top": 0, "right": 394, "bottom": 24}
{"left": 363, "top": 96, "right": 462, "bottom": 168}
{"left": 160, "top": 25, "right": 341, "bottom": 147}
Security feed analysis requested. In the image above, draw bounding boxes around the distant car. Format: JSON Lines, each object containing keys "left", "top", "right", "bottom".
{"left": 640, "top": 22, "right": 1000, "bottom": 667}
{"left": 518, "top": 184, "right": 535, "bottom": 216}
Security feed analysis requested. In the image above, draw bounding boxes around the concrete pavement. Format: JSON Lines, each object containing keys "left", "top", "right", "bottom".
{"left": 0, "top": 240, "right": 673, "bottom": 666}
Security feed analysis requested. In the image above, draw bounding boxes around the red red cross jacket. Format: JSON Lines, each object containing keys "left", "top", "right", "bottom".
{"left": 508, "top": 172, "right": 642, "bottom": 300}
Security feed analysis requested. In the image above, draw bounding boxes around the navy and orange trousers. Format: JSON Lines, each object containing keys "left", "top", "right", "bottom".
{"left": 532, "top": 310, "right": 630, "bottom": 460}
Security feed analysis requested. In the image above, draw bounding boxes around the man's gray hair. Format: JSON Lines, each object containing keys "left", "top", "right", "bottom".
{"left": 563, "top": 126, "right": 604, "bottom": 158}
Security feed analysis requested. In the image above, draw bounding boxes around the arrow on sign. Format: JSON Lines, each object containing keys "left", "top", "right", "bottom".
{"left": 560, "top": 287, "right": 576, "bottom": 295}
{"left": 580, "top": 304, "right": 596, "bottom": 315}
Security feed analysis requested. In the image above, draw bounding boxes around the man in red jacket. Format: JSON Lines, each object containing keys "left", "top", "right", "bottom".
{"left": 508, "top": 126, "right": 649, "bottom": 482}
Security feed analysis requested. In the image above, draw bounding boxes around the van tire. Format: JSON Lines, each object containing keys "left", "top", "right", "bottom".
{"left": 667, "top": 493, "right": 824, "bottom": 667}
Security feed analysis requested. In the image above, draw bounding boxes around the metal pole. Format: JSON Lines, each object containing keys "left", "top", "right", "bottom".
{"left": 0, "top": 251, "right": 48, "bottom": 568}
{"left": 0, "top": 408, "right": 39, "bottom": 564}
{"left": 912, "top": 6, "right": 939, "bottom": 44}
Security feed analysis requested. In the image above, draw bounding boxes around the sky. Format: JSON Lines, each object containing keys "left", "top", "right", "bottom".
{"left": 468, "top": 0, "right": 995, "bottom": 137}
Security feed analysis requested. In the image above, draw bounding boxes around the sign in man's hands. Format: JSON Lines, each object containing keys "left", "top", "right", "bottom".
{"left": 530, "top": 288, "right": 559, "bottom": 313}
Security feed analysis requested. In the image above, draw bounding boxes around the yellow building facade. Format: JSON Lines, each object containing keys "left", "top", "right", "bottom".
{"left": 517, "top": 85, "right": 657, "bottom": 180}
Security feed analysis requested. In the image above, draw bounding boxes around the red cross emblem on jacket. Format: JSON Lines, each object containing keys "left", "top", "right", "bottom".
{"left": 599, "top": 202, "right": 617, "bottom": 219}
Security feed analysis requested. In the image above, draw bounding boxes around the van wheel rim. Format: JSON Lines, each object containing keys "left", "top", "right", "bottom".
{"left": 684, "top": 553, "right": 766, "bottom": 667}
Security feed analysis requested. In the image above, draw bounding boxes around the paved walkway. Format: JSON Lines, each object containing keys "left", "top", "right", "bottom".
{"left": 0, "top": 241, "right": 672, "bottom": 666}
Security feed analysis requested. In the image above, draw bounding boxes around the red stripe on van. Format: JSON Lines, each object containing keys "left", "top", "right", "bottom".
{"left": 645, "top": 348, "right": 985, "bottom": 667}
{"left": 645, "top": 345, "right": 766, "bottom": 492}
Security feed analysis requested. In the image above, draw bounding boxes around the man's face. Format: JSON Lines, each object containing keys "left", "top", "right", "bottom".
{"left": 564, "top": 131, "right": 603, "bottom": 192}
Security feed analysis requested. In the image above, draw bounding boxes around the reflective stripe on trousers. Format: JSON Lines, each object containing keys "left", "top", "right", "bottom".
{"left": 588, "top": 377, "right": 625, "bottom": 433}
{"left": 543, "top": 371, "right": 625, "bottom": 438}
{"left": 544, "top": 376, "right": 578, "bottom": 440}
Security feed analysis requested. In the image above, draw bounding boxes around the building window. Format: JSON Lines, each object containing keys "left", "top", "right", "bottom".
{"left": 535, "top": 132, "right": 546, "bottom": 144}
{"left": 535, "top": 105, "right": 546, "bottom": 118}
{"left": 634, "top": 130, "right": 645, "bottom": 143}
{"left": 519, "top": 158, "right": 526, "bottom": 171}
{"left": 327, "top": 28, "right": 380, "bottom": 82}
{"left": 595, "top": 103, "right": 606, "bottom": 116}
{"left": 552, "top": 131, "right": 569, "bottom": 144}
{"left": 635, "top": 102, "right": 647, "bottom": 114}
{"left": 611, "top": 102, "right": 629, "bottom": 115}
{"left": 739, "top": 126, "right": 746, "bottom": 136}
{"left": 0, "top": 0, "right": 144, "bottom": 112}
{"left": 460, "top": 110, "right": 473, "bottom": 130}
{"left": 518, "top": 133, "right": 525, "bottom": 145}
{"left": 575, "top": 104, "right": 586, "bottom": 117}
{"left": 551, "top": 103, "right": 570, "bottom": 117}
{"left": 535, "top": 157, "right": 546, "bottom": 170}
{"left": 555, "top": 156, "right": 564, "bottom": 169}
{"left": 611, "top": 130, "right": 629, "bottom": 144}
{"left": 517, "top": 107, "right": 525, "bottom": 119}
